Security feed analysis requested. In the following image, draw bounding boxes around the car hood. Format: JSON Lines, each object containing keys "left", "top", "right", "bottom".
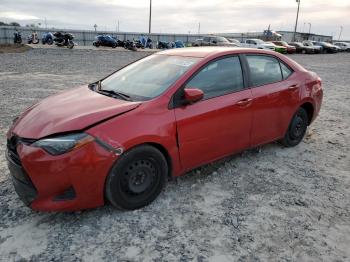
{"left": 262, "top": 43, "right": 275, "bottom": 47}
{"left": 9, "top": 86, "right": 141, "bottom": 139}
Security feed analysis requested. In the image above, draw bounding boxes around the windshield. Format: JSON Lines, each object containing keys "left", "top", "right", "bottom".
{"left": 217, "top": 37, "right": 229, "bottom": 43}
{"left": 254, "top": 39, "right": 265, "bottom": 44}
{"left": 101, "top": 55, "right": 199, "bottom": 100}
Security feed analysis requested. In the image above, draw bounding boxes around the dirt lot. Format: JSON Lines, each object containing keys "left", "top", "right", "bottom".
{"left": 0, "top": 48, "right": 349, "bottom": 262}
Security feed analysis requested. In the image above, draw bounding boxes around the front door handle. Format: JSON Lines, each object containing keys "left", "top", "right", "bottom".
{"left": 236, "top": 98, "right": 253, "bottom": 107}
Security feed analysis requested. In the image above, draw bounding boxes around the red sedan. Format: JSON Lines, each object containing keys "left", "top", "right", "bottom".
{"left": 6, "top": 47, "right": 323, "bottom": 211}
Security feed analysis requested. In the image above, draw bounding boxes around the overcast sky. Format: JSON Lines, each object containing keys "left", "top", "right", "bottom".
{"left": 0, "top": 0, "right": 349, "bottom": 39}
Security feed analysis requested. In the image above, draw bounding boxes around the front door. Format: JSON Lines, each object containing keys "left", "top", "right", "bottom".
{"left": 174, "top": 56, "right": 253, "bottom": 171}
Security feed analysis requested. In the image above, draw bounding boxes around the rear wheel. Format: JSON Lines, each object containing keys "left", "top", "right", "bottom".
{"left": 106, "top": 145, "right": 168, "bottom": 210}
{"left": 281, "top": 108, "right": 308, "bottom": 147}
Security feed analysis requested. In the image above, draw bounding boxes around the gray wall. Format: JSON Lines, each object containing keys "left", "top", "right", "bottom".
{"left": 277, "top": 31, "right": 333, "bottom": 43}
{"left": 0, "top": 26, "right": 204, "bottom": 45}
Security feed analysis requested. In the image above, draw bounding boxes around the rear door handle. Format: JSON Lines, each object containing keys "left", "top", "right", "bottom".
{"left": 236, "top": 98, "right": 253, "bottom": 107}
{"left": 288, "top": 84, "right": 299, "bottom": 91}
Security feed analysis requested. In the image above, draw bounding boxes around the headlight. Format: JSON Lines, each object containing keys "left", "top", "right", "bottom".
{"left": 32, "top": 133, "right": 94, "bottom": 155}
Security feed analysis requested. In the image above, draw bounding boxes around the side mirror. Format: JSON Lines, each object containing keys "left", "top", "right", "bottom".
{"left": 212, "top": 41, "right": 217, "bottom": 44}
{"left": 183, "top": 88, "right": 204, "bottom": 104}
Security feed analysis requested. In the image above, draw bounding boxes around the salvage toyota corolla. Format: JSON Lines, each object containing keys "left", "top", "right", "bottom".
{"left": 6, "top": 47, "right": 323, "bottom": 211}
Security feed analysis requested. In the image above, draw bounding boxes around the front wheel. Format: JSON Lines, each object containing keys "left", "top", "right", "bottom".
{"left": 280, "top": 108, "right": 308, "bottom": 147}
{"left": 67, "top": 41, "right": 74, "bottom": 49}
{"left": 105, "top": 145, "right": 168, "bottom": 210}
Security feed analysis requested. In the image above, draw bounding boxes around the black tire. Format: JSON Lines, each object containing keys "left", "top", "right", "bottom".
{"left": 281, "top": 108, "right": 308, "bottom": 147}
{"left": 105, "top": 145, "right": 168, "bottom": 210}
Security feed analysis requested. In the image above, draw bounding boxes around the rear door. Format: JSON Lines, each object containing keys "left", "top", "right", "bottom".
{"left": 174, "top": 56, "right": 253, "bottom": 170}
{"left": 244, "top": 54, "right": 300, "bottom": 146}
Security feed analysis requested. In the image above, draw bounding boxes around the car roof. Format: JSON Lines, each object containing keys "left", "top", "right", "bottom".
{"left": 158, "top": 47, "right": 276, "bottom": 58}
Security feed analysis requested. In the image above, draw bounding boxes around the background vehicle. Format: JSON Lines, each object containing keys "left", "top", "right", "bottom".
{"left": 242, "top": 39, "right": 275, "bottom": 50}
{"left": 53, "top": 32, "right": 75, "bottom": 49}
{"left": 313, "top": 41, "right": 338, "bottom": 54}
{"left": 333, "top": 42, "right": 350, "bottom": 52}
{"left": 192, "top": 39, "right": 203, "bottom": 46}
{"left": 41, "top": 32, "right": 54, "bottom": 45}
{"left": 6, "top": 47, "right": 322, "bottom": 212}
{"left": 200, "top": 36, "right": 238, "bottom": 47}
{"left": 302, "top": 40, "right": 322, "bottom": 54}
{"left": 288, "top": 42, "right": 315, "bottom": 54}
{"left": 13, "top": 30, "right": 22, "bottom": 44}
{"left": 93, "top": 35, "right": 117, "bottom": 48}
{"left": 228, "top": 38, "right": 241, "bottom": 46}
{"left": 175, "top": 40, "right": 185, "bottom": 48}
{"left": 267, "top": 42, "right": 287, "bottom": 54}
{"left": 272, "top": 41, "right": 296, "bottom": 54}
{"left": 27, "top": 31, "right": 39, "bottom": 44}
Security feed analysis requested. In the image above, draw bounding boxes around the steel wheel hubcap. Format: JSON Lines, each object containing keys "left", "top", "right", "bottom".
{"left": 123, "top": 160, "right": 155, "bottom": 195}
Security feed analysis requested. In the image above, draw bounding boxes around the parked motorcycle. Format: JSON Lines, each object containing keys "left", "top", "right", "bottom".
{"left": 13, "top": 30, "right": 22, "bottom": 44}
{"left": 123, "top": 40, "right": 137, "bottom": 51}
{"left": 114, "top": 38, "right": 125, "bottom": 47}
{"left": 135, "top": 36, "right": 153, "bottom": 49}
{"left": 134, "top": 38, "right": 145, "bottom": 49}
{"left": 157, "top": 41, "right": 169, "bottom": 49}
{"left": 27, "top": 31, "right": 39, "bottom": 44}
{"left": 146, "top": 38, "right": 153, "bottom": 49}
{"left": 157, "top": 41, "right": 176, "bottom": 49}
{"left": 42, "top": 32, "right": 54, "bottom": 45}
{"left": 53, "top": 32, "right": 75, "bottom": 49}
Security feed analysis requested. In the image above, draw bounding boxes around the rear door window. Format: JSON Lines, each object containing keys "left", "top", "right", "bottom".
{"left": 246, "top": 55, "right": 283, "bottom": 87}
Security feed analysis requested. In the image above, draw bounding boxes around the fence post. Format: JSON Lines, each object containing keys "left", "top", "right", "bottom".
{"left": 82, "top": 31, "right": 86, "bottom": 46}
{"left": 4, "top": 27, "right": 8, "bottom": 44}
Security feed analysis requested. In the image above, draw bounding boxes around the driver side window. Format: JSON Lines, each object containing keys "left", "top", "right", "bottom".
{"left": 185, "top": 56, "right": 244, "bottom": 99}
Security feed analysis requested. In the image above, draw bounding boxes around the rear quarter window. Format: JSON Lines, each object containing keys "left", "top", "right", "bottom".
{"left": 280, "top": 62, "right": 293, "bottom": 80}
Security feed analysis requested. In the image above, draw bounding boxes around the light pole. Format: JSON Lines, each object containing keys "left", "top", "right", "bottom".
{"left": 116, "top": 20, "right": 120, "bottom": 32}
{"left": 293, "top": 0, "right": 301, "bottom": 42}
{"left": 338, "top": 26, "right": 343, "bottom": 41}
{"left": 149, "top": 0, "right": 152, "bottom": 34}
{"left": 302, "top": 22, "right": 306, "bottom": 33}
{"left": 308, "top": 22, "right": 311, "bottom": 34}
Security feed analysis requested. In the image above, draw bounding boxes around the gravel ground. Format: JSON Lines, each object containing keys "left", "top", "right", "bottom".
{"left": 0, "top": 48, "right": 349, "bottom": 262}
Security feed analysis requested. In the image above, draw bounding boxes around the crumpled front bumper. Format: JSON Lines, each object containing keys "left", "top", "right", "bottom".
{"left": 6, "top": 137, "right": 118, "bottom": 212}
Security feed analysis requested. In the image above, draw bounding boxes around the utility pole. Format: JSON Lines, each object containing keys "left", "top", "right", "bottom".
{"left": 44, "top": 17, "right": 47, "bottom": 29}
{"left": 338, "top": 26, "right": 343, "bottom": 41}
{"left": 198, "top": 22, "right": 201, "bottom": 34}
{"left": 293, "top": 0, "right": 301, "bottom": 42}
{"left": 302, "top": 22, "right": 305, "bottom": 33}
{"left": 149, "top": 0, "right": 152, "bottom": 34}
{"left": 94, "top": 24, "right": 97, "bottom": 32}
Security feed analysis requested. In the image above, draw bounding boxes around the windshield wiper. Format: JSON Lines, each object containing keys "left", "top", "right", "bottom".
{"left": 98, "top": 89, "right": 132, "bottom": 101}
